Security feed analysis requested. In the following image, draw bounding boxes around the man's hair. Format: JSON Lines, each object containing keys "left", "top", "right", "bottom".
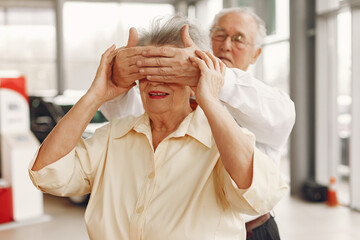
{"left": 138, "top": 15, "right": 210, "bottom": 51}
{"left": 210, "top": 7, "right": 267, "bottom": 48}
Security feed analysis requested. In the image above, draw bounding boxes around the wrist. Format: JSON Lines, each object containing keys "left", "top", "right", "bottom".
{"left": 113, "top": 75, "right": 133, "bottom": 88}
{"left": 83, "top": 90, "right": 105, "bottom": 109}
{"left": 197, "top": 95, "right": 221, "bottom": 110}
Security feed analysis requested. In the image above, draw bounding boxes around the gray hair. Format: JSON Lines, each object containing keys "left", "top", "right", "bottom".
{"left": 138, "top": 15, "right": 210, "bottom": 51}
{"left": 210, "top": 7, "right": 267, "bottom": 48}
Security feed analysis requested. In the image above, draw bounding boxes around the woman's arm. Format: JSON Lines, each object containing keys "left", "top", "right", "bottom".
{"left": 32, "top": 45, "right": 132, "bottom": 171}
{"left": 190, "top": 50, "right": 254, "bottom": 189}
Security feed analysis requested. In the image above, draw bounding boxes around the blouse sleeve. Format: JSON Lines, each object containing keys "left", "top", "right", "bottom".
{"left": 28, "top": 123, "right": 111, "bottom": 197}
{"left": 218, "top": 128, "right": 289, "bottom": 215}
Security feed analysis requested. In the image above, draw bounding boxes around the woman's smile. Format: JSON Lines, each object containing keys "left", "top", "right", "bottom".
{"left": 149, "top": 91, "right": 169, "bottom": 99}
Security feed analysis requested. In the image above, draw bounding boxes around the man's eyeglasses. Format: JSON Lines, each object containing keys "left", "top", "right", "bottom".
{"left": 210, "top": 28, "right": 255, "bottom": 49}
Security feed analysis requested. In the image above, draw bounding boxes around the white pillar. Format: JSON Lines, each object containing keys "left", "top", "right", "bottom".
{"left": 350, "top": 6, "right": 360, "bottom": 211}
{"left": 315, "top": 14, "right": 340, "bottom": 185}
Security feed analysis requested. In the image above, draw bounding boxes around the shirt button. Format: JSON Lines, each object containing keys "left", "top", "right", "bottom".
{"left": 148, "top": 171, "right": 155, "bottom": 179}
{"left": 136, "top": 206, "right": 144, "bottom": 214}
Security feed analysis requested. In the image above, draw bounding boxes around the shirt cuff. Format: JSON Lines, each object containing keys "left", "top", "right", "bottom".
{"left": 224, "top": 148, "right": 288, "bottom": 215}
{"left": 218, "top": 68, "right": 249, "bottom": 103}
{"left": 28, "top": 148, "right": 77, "bottom": 193}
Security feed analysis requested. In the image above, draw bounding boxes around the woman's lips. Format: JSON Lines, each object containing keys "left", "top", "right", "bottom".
{"left": 148, "top": 91, "right": 169, "bottom": 99}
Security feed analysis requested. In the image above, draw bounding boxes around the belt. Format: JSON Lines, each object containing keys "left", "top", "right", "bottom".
{"left": 245, "top": 213, "right": 271, "bottom": 238}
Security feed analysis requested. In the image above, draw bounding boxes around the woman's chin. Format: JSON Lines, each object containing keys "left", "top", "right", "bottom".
{"left": 146, "top": 106, "right": 170, "bottom": 116}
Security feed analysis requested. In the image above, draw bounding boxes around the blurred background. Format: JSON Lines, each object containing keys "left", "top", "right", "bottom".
{"left": 0, "top": 0, "right": 360, "bottom": 239}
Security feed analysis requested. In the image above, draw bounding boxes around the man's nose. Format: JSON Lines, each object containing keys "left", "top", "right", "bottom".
{"left": 220, "top": 36, "right": 232, "bottom": 51}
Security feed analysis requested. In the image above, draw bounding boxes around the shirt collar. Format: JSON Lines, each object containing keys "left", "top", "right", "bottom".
{"left": 111, "top": 114, "right": 145, "bottom": 139}
{"left": 185, "top": 107, "right": 212, "bottom": 148}
{"left": 112, "top": 107, "right": 212, "bottom": 149}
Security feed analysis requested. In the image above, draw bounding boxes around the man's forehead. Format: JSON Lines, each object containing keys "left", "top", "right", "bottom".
{"left": 215, "top": 12, "right": 257, "bottom": 37}
{"left": 212, "top": 26, "right": 226, "bottom": 32}
{"left": 214, "top": 25, "right": 239, "bottom": 31}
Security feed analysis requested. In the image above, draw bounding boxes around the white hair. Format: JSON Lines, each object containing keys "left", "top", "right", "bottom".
{"left": 210, "top": 7, "right": 267, "bottom": 47}
{"left": 138, "top": 15, "right": 210, "bottom": 51}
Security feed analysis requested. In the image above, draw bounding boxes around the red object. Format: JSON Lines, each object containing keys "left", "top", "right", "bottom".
{"left": 0, "top": 76, "right": 28, "bottom": 102}
{"left": 0, "top": 186, "right": 13, "bottom": 224}
{"left": 326, "top": 177, "right": 338, "bottom": 207}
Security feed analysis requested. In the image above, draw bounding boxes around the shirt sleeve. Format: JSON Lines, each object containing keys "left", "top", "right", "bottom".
{"left": 100, "top": 87, "right": 144, "bottom": 120}
{"left": 219, "top": 68, "right": 296, "bottom": 163}
{"left": 28, "top": 123, "right": 111, "bottom": 197}
{"left": 221, "top": 147, "right": 289, "bottom": 216}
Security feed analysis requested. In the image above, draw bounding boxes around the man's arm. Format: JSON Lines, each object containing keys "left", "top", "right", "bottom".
{"left": 219, "top": 68, "right": 295, "bottom": 153}
{"left": 100, "top": 87, "right": 144, "bottom": 120}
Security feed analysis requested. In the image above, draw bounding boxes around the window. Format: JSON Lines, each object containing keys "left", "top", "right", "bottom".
{"left": 0, "top": 7, "right": 56, "bottom": 94}
{"left": 315, "top": 0, "right": 360, "bottom": 208}
{"left": 256, "top": 0, "right": 290, "bottom": 93}
{"left": 234, "top": 0, "right": 290, "bottom": 94}
{"left": 0, "top": 8, "right": 4, "bottom": 24}
{"left": 337, "top": 11, "right": 351, "bottom": 96}
{"left": 63, "top": 2, "right": 174, "bottom": 91}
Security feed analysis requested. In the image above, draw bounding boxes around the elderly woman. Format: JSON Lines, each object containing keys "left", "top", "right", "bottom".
{"left": 29, "top": 16, "right": 287, "bottom": 239}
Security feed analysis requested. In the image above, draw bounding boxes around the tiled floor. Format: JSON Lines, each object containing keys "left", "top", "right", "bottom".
{"left": 275, "top": 193, "right": 360, "bottom": 240}
{"left": 0, "top": 195, "right": 88, "bottom": 240}
{"left": 1, "top": 192, "right": 360, "bottom": 240}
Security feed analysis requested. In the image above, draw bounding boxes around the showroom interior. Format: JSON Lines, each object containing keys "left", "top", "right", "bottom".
{"left": 0, "top": 0, "right": 360, "bottom": 239}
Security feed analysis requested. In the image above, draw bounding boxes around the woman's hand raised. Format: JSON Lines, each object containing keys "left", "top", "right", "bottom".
{"left": 87, "top": 44, "right": 136, "bottom": 104}
{"left": 189, "top": 50, "right": 226, "bottom": 107}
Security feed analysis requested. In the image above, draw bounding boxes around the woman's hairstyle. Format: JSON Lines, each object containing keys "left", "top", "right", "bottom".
{"left": 138, "top": 15, "right": 210, "bottom": 51}
{"left": 210, "top": 7, "right": 267, "bottom": 48}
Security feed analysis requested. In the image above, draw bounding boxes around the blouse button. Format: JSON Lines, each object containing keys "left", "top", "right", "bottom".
{"left": 148, "top": 171, "right": 155, "bottom": 179}
{"left": 136, "top": 206, "right": 144, "bottom": 214}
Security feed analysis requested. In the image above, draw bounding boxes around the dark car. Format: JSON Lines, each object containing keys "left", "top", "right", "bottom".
{"left": 29, "top": 92, "right": 108, "bottom": 205}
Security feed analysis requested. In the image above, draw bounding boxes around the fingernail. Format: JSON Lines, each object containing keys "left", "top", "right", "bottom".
{"left": 139, "top": 69, "right": 144, "bottom": 73}
{"left": 147, "top": 76, "right": 152, "bottom": 80}
{"left": 137, "top": 60, "right": 142, "bottom": 66}
{"left": 142, "top": 51, "right": 147, "bottom": 56}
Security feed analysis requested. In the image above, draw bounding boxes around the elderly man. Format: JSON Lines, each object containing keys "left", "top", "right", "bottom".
{"left": 101, "top": 8, "right": 295, "bottom": 240}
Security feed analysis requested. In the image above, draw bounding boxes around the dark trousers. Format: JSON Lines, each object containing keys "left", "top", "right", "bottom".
{"left": 247, "top": 216, "right": 280, "bottom": 240}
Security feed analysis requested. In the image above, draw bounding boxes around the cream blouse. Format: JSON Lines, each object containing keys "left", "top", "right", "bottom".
{"left": 29, "top": 107, "right": 288, "bottom": 240}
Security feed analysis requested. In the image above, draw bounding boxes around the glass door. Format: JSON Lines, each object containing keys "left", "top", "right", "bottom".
{"left": 316, "top": 0, "right": 360, "bottom": 209}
